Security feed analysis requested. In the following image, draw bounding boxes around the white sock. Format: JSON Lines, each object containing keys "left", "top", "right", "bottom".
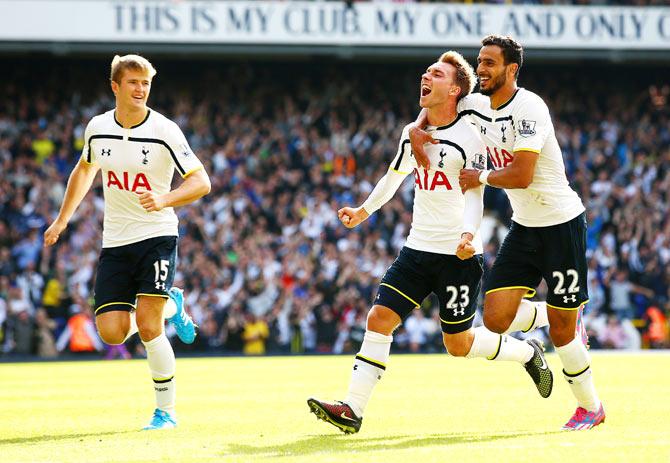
{"left": 163, "top": 297, "right": 177, "bottom": 319}
{"left": 466, "top": 326, "right": 534, "bottom": 363}
{"left": 345, "top": 330, "right": 392, "bottom": 417}
{"left": 556, "top": 337, "right": 601, "bottom": 412}
{"left": 142, "top": 333, "right": 176, "bottom": 416}
{"left": 504, "top": 300, "right": 549, "bottom": 334}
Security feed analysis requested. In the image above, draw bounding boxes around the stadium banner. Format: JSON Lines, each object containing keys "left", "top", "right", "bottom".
{"left": 0, "top": 1, "right": 669, "bottom": 50}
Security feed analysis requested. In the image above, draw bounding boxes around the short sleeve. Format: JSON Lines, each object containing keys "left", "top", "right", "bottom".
{"left": 513, "top": 96, "right": 551, "bottom": 154}
{"left": 163, "top": 120, "right": 203, "bottom": 178}
{"left": 80, "top": 122, "right": 95, "bottom": 165}
{"left": 388, "top": 126, "right": 413, "bottom": 174}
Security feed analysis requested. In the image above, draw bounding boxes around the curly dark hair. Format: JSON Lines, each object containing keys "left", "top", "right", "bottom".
{"left": 481, "top": 35, "right": 523, "bottom": 79}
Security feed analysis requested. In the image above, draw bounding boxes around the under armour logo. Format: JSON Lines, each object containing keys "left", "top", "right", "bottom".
{"left": 155, "top": 282, "right": 166, "bottom": 290}
{"left": 101, "top": 148, "right": 111, "bottom": 156}
{"left": 480, "top": 126, "right": 486, "bottom": 135}
{"left": 563, "top": 294, "right": 577, "bottom": 304}
{"left": 452, "top": 307, "right": 465, "bottom": 317}
{"left": 141, "top": 147, "right": 149, "bottom": 165}
{"left": 501, "top": 125, "right": 507, "bottom": 143}
{"left": 438, "top": 149, "right": 447, "bottom": 168}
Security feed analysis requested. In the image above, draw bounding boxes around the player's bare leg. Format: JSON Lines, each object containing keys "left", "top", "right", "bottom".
{"left": 482, "top": 288, "right": 529, "bottom": 333}
{"left": 548, "top": 307, "right": 604, "bottom": 430}
{"left": 96, "top": 310, "right": 133, "bottom": 345}
{"left": 308, "top": 305, "right": 397, "bottom": 434}
{"left": 136, "top": 295, "right": 178, "bottom": 430}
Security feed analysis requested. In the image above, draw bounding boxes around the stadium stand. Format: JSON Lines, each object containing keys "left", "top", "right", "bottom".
{"left": 0, "top": 57, "right": 668, "bottom": 357}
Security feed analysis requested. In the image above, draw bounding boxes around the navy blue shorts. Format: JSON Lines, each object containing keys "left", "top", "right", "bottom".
{"left": 484, "top": 212, "right": 589, "bottom": 310}
{"left": 376, "top": 247, "right": 483, "bottom": 334}
{"left": 93, "top": 236, "right": 177, "bottom": 315}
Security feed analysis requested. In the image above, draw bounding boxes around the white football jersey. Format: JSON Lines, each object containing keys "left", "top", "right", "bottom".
{"left": 362, "top": 120, "right": 485, "bottom": 255}
{"left": 458, "top": 88, "right": 585, "bottom": 227}
{"left": 81, "top": 109, "right": 203, "bottom": 248}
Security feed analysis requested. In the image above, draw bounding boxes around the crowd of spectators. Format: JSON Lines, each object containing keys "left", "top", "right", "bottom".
{"left": 0, "top": 57, "right": 668, "bottom": 359}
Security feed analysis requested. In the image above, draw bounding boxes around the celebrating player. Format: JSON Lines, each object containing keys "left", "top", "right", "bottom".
{"left": 44, "top": 54, "right": 211, "bottom": 430}
{"left": 307, "top": 51, "right": 552, "bottom": 434}
{"left": 410, "top": 36, "right": 604, "bottom": 430}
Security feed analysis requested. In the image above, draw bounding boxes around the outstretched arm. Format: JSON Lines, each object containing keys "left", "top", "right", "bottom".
{"left": 339, "top": 170, "right": 408, "bottom": 229}
{"left": 44, "top": 159, "right": 100, "bottom": 246}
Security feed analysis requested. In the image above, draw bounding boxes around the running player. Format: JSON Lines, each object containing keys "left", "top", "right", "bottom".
{"left": 307, "top": 51, "right": 552, "bottom": 434}
{"left": 44, "top": 54, "right": 211, "bottom": 430}
{"left": 410, "top": 36, "right": 604, "bottom": 430}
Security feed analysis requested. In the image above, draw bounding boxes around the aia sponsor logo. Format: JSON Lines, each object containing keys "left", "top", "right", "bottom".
{"left": 487, "top": 146, "right": 513, "bottom": 169}
{"left": 413, "top": 168, "right": 452, "bottom": 191}
{"left": 107, "top": 171, "right": 152, "bottom": 192}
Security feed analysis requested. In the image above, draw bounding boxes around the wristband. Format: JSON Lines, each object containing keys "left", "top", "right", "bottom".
{"left": 478, "top": 170, "right": 492, "bottom": 186}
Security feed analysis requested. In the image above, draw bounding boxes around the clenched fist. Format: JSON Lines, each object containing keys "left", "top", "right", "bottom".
{"left": 43, "top": 219, "right": 67, "bottom": 247}
{"left": 137, "top": 190, "right": 167, "bottom": 212}
{"left": 337, "top": 206, "right": 369, "bottom": 229}
{"left": 456, "top": 233, "right": 476, "bottom": 260}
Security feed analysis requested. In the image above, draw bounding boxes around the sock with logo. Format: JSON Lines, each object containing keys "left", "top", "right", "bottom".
{"left": 466, "top": 326, "right": 534, "bottom": 363}
{"left": 504, "top": 300, "right": 549, "bottom": 334}
{"left": 345, "top": 330, "right": 392, "bottom": 417}
{"left": 142, "top": 333, "right": 176, "bottom": 416}
{"left": 556, "top": 337, "right": 601, "bottom": 412}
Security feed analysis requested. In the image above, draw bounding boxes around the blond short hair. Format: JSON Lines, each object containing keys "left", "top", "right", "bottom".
{"left": 439, "top": 51, "right": 476, "bottom": 100}
{"left": 110, "top": 54, "right": 157, "bottom": 84}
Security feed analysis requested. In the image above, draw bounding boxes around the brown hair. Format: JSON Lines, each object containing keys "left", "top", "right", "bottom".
{"left": 438, "top": 51, "right": 476, "bottom": 100}
{"left": 110, "top": 54, "right": 157, "bottom": 84}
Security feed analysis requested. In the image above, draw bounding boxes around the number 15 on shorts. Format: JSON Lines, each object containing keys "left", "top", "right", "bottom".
{"left": 154, "top": 259, "right": 169, "bottom": 290}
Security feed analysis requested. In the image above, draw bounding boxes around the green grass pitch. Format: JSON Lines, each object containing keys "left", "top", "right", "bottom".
{"left": 1, "top": 352, "right": 669, "bottom": 463}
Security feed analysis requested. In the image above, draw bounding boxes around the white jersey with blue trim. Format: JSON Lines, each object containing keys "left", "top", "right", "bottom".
{"left": 362, "top": 119, "right": 486, "bottom": 255}
{"left": 458, "top": 88, "right": 584, "bottom": 227}
{"left": 81, "top": 108, "right": 203, "bottom": 248}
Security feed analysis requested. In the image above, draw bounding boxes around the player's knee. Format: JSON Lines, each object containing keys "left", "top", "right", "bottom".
{"left": 482, "top": 311, "right": 509, "bottom": 334}
{"left": 442, "top": 334, "right": 470, "bottom": 357}
{"left": 366, "top": 306, "right": 398, "bottom": 335}
{"left": 137, "top": 323, "right": 162, "bottom": 342}
{"left": 96, "top": 324, "right": 126, "bottom": 345}
{"left": 549, "top": 324, "right": 574, "bottom": 347}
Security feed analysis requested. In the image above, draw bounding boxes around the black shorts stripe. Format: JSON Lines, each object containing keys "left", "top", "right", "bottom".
{"left": 153, "top": 376, "right": 174, "bottom": 384}
{"left": 95, "top": 303, "right": 134, "bottom": 316}
{"left": 355, "top": 355, "right": 386, "bottom": 370}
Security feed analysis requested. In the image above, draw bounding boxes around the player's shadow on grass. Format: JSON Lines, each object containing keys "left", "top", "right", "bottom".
{"left": 0, "top": 430, "right": 134, "bottom": 446}
{"left": 226, "top": 430, "right": 560, "bottom": 457}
